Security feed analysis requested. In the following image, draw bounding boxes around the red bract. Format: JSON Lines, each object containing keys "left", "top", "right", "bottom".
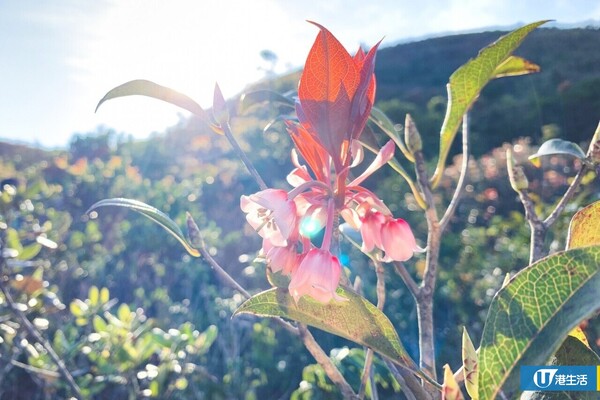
{"left": 241, "top": 24, "right": 420, "bottom": 304}
{"left": 297, "top": 22, "right": 379, "bottom": 172}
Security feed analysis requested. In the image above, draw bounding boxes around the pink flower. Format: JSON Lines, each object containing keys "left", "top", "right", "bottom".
{"left": 359, "top": 210, "right": 386, "bottom": 253}
{"left": 265, "top": 242, "right": 298, "bottom": 275}
{"left": 240, "top": 189, "right": 297, "bottom": 247}
{"left": 288, "top": 249, "right": 345, "bottom": 303}
{"left": 380, "top": 218, "right": 417, "bottom": 262}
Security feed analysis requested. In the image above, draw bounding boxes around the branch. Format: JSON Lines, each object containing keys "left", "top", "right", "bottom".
{"left": 413, "top": 147, "right": 440, "bottom": 381}
{"left": 543, "top": 164, "right": 588, "bottom": 227}
{"left": 186, "top": 214, "right": 359, "bottom": 395}
{"left": 0, "top": 276, "right": 82, "bottom": 397}
{"left": 393, "top": 261, "right": 419, "bottom": 300}
{"left": 299, "top": 325, "right": 358, "bottom": 399}
{"left": 440, "top": 114, "right": 470, "bottom": 232}
{"left": 358, "top": 260, "right": 387, "bottom": 399}
{"left": 385, "top": 361, "right": 433, "bottom": 400}
{"left": 516, "top": 189, "right": 546, "bottom": 264}
{"left": 222, "top": 122, "right": 268, "bottom": 190}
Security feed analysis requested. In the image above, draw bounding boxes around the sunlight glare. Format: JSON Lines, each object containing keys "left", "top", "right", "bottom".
{"left": 78, "top": 0, "right": 293, "bottom": 139}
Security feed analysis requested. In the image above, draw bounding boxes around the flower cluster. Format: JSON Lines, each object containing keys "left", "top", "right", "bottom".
{"left": 241, "top": 23, "right": 419, "bottom": 304}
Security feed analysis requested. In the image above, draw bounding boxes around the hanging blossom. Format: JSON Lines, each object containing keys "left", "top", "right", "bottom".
{"left": 241, "top": 22, "right": 420, "bottom": 304}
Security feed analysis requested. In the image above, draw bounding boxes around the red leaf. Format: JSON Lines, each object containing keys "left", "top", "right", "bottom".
{"left": 285, "top": 121, "right": 329, "bottom": 182}
{"left": 299, "top": 22, "right": 359, "bottom": 169}
{"left": 350, "top": 42, "right": 380, "bottom": 140}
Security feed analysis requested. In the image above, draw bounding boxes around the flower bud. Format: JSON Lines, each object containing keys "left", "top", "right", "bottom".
{"left": 404, "top": 114, "right": 422, "bottom": 154}
{"left": 586, "top": 121, "right": 600, "bottom": 164}
{"left": 507, "top": 148, "right": 529, "bottom": 192}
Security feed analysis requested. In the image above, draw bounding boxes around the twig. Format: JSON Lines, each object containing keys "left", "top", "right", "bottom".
{"left": 393, "top": 261, "right": 419, "bottom": 301}
{"left": 440, "top": 114, "right": 470, "bottom": 232}
{"left": 298, "top": 325, "right": 358, "bottom": 399}
{"left": 186, "top": 214, "right": 360, "bottom": 396}
{"left": 359, "top": 350, "right": 375, "bottom": 399}
{"left": 385, "top": 361, "right": 431, "bottom": 400}
{"left": 517, "top": 190, "right": 546, "bottom": 264}
{"left": 413, "top": 147, "right": 440, "bottom": 381}
{"left": 0, "top": 275, "right": 82, "bottom": 398}
{"left": 542, "top": 164, "right": 588, "bottom": 227}
{"left": 358, "top": 260, "right": 387, "bottom": 399}
{"left": 221, "top": 122, "right": 268, "bottom": 190}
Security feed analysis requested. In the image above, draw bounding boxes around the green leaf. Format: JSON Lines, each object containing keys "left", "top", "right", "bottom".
{"left": 234, "top": 287, "right": 419, "bottom": 374}
{"left": 95, "top": 79, "right": 207, "bottom": 119}
{"left": 100, "top": 287, "right": 110, "bottom": 304}
{"left": 368, "top": 106, "right": 413, "bottom": 162}
{"left": 70, "top": 299, "right": 88, "bottom": 317}
{"left": 117, "top": 303, "right": 132, "bottom": 324}
{"left": 432, "top": 21, "right": 547, "bottom": 187}
{"left": 555, "top": 335, "right": 600, "bottom": 366}
{"left": 238, "top": 89, "right": 295, "bottom": 113}
{"left": 528, "top": 138, "right": 587, "bottom": 167}
{"left": 93, "top": 315, "right": 108, "bottom": 333}
{"left": 87, "top": 198, "right": 200, "bottom": 257}
{"left": 6, "top": 228, "right": 23, "bottom": 254}
{"left": 17, "top": 243, "right": 42, "bottom": 261}
{"left": 478, "top": 246, "right": 600, "bottom": 399}
{"left": 491, "top": 55, "right": 540, "bottom": 78}
{"left": 89, "top": 286, "right": 99, "bottom": 307}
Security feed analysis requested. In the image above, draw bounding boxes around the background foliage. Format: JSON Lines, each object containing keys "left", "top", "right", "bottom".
{"left": 1, "top": 26, "right": 599, "bottom": 399}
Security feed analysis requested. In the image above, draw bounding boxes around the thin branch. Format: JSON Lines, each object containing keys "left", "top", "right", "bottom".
{"left": 385, "top": 361, "right": 431, "bottom": 400}
{"left": 222, "top": 122, "right": 268, "bottom": 190}
{"left": 298, "top": 325, "right": 358, "bottom": 399}
{"left": 0, "top": 276, "right": 82, "bottom": 398}
{"left": 196, "top": 238, "right": 252, "bottom": 299}
{"left": 187, "top": 214, "right": 359, "bottom": 396}
{"left": 358, "top": 260, "right": 387, "bottom": 399}
{"left": 393, "top": 261, "right": 419, "bottom": 300}
{"left": 543, "top": 164, "right": 588, "bottom": 227}
{"left": 413, "top": 147, "right": 440, "bottom": 382}
{"left": 440, "top": 114, "right": 470, "bottom": 232}
{"left": 359, "top": 350, "right": 375, "bottom": 399}
{"left": 516, "top": 189, "right": 546, "bottom": 264}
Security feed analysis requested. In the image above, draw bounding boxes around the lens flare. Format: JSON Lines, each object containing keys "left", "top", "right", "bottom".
{"left": 300, "top": 217, "right": 322, "bottom": 238}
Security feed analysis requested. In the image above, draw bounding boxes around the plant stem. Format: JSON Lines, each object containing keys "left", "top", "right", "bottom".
{"left": 221, "top": 122, "right": 268, "bottom": 190}
{"left": 358, "top": 260, "right": 387, "bottom": 399}
{"left": 299, "top": 325, "right": 358, "bottom": 399}
{"left": 524, "top": 195, "right": 546, "bottom": 264}
{"left": 0, "top": 274, "right": 82, "bottom": 398}
{"left": 186, "top": 213, "right": 357, "bottom": 396}
{"left": 393, "top": 261, "right": 419, "bottom": 301}
{"left": 543, "top": 164, "right": 588, "bottom": 227}
{"left": 413, "top": 147, "right": 439, "bottom": 382}
{"left": 440, "top": 114, "right": 470, "bottom": 231}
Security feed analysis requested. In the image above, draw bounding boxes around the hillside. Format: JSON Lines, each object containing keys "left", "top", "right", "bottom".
{"left": 373, "top": 27, "right": 600, "bottom": 155}
{"left": 247, "top": 27, "right": 600, "bottom": 158}
{"left": 1, "top": 25, "right": 599, "bottom": 398}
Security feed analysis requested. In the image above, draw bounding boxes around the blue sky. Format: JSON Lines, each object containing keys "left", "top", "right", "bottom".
{"left": 1, "top": 0, "right": 599, "bottom": 148}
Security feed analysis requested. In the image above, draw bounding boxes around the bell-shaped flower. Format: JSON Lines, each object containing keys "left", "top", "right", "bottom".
{"left": 240, "top": 189, "right": 297, "bottom": 247}
{"left": 359, "top": 209, "right": 386, "bottom": 253}
{"left": 380, "top": 217, "right": 418, "bottom": 262}
{"left": 265, "top": 242, "right": 298, "bottom": 276}
{"left": 288, "top": 248, "right": 345, "bottom": 304}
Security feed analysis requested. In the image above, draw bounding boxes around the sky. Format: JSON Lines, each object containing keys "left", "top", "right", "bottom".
{"left": 1, "top": 0, "right": 599, "bottom": 148}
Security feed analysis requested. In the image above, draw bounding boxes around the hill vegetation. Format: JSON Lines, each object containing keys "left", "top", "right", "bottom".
{"left": 1, "top": 26, "right": 599, "bottom": 398}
